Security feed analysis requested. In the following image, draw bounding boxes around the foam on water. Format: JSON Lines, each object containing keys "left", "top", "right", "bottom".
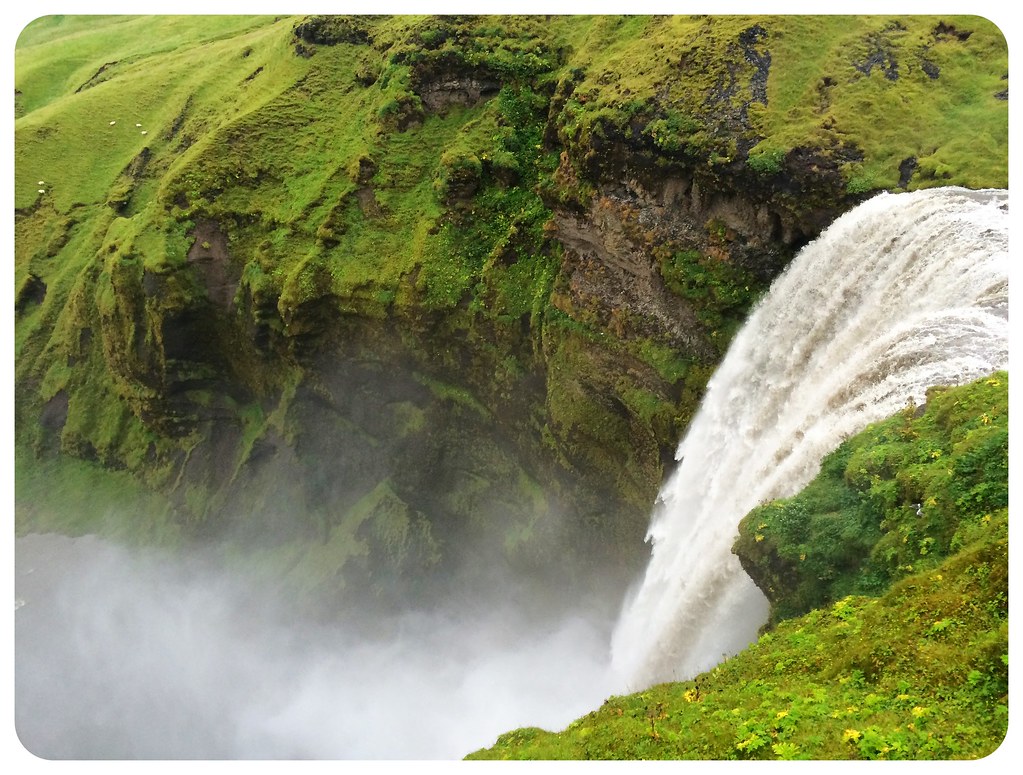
{"left": 611, "top": 187, "right": 1009, "bottom": 687}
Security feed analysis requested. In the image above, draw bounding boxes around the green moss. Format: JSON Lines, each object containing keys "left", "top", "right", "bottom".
{"left": 376, "top": 499, "right": 440, "bottom": 571}
{"left": 540, "top": 15, "right": 1005, "bottom": 198}
{"left": 434, "top": 148, "right": 483, "bottom": 201}
{"left": 470, "top": 375, "right": 1008, "bottom": 760}
{"left": 260, "top": 518, "right": 369, "bottom": 599}
{"left": 413, "top": 373, "right": 491, "bottom": 419}
{"left": 748, "top": 16, "right": 1007, "bottom": 192}
{"left": 15, "top": 447, "right": 180, "bottom": 544}
{"left": 630, "top": 341, "right": 689, "bottom": 386}
{"left": 658, "top": 248, "right": 766, "bottom": 349}
{"left": 541, "top": 327, "right": 662, "bottom": 513}
{"left": 735, "top": 373, "right": 1008, "bottom": 623}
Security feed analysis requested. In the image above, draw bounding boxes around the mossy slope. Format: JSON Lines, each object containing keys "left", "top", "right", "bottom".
{"left": 467, "top": 374, "right": 1008, "bottom": 760}
{"left": 734, "top": 372, "right": 1009, "bottom": 624}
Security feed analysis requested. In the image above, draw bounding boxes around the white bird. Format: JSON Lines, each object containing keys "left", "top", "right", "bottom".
{"left": 135, "top": 123, "right": 142, "bottom": 127}
{"left": 37, "top": 189, "right": 45, "bottom": 194}
{"left": 141, "top": 130, "right": 148, "bottom": 135}
{"left": 37, "top": 180, "right": 44, "bottom": 185}
{"left": 109, "top": 120, "right": 116, "bottom": 125}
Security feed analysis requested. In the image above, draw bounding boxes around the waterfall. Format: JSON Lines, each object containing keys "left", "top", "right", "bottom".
{"left": 610, "top": 186, "right": 1009, "bottom": 688}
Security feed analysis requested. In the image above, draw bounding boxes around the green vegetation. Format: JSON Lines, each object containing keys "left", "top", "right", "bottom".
{"left": 468, "top": 374, "right": 1008, "bottom": 760}
{"left": 658, "top": 247, "right": 765, "bottom": 347}
{"left": 538, "top": 16, "right": 1006, "bottom": 195}
{"left": 735, "top": 372, "right": 1009, "bottom": 623}
{"left": 14, "top": 447, "right": 181, "bottom": 545}
{"left": 748, "top": 16, "right": 1008, "bottom": 192}
{"left": 15, "top": 14, "right": 1008, "bottom": 606}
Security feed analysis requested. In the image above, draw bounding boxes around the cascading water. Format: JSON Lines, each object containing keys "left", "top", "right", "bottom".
{"left": 611, "top": 186, "right": 1009, "bottom": 689}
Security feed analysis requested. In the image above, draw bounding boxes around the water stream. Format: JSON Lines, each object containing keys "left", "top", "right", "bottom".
{"left": 611, "top": 187, "right": 1009, "bottom": 687}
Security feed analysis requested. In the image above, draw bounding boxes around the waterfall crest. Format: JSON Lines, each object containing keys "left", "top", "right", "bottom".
{"left": 611, "top": 187, "right": 1009, "bottom": 688}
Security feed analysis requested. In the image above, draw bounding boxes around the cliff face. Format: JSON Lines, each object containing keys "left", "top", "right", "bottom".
{"left": 14, "top": 15, "right": 1008, "bottom": 603}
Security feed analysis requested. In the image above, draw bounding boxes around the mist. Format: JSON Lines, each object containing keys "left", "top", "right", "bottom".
{"left": 15, "top": 532, "right": 621, "bottom": 760}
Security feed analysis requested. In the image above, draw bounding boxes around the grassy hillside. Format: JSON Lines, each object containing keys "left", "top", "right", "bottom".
{"left": 15, "top": 15, "right": 1009, "bottom": 601}
{"left": 541, "top": 15, "right": 1006, "bottom": 193}
{"left": 468, "top": 374, "right": 1008, "bottom": 760}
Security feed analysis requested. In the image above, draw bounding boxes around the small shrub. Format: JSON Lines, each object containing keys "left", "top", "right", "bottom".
{"left": 747, "top": 147, "right": 786, "bottom": 175}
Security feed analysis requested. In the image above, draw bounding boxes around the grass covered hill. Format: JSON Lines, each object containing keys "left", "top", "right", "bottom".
{"left": 14, "top": 15, "right": 1008, "bottom": 602}
{"left": 468, "top": 373, "right": 1008, "bottom": 760}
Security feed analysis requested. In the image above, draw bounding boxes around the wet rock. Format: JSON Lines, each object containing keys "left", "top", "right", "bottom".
{"left": 920, "top": 58, "right": 940, "bottom": 79}
{"left": 933, "top": 21, "right": 972, "bottom": 42}
{"left": 74, "top": 60, "right": 118, "bottom": 93}
{"left": 739, "top": 24, "right": 771, "bottom": 106}
{"left": 355, "top": 155, "right": 376, "bottom": 184}
{"left": 898, "top": 157, "right": 918, "bottom": 188}
{"left": 379, "top": 94, "right": 424, "bottom": 132}
{"left": 40, "top": 390, "right": 68, "bottom": 435}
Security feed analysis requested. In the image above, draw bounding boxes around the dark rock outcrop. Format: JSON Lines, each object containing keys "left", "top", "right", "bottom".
{"left": 16, "top": 273, "right": 46, "bottom": 314}
{"left": 186, "top": 219, "right": 238, "bottom": 310}
{"left": 898, "top": 157, "right": 918, "bottom": 188}
{"left": 417, "top": 73, "right": 503, "bottom": 113}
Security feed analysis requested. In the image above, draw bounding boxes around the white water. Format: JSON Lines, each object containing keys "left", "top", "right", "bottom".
{"left": 611, "top": 187, "right": 1009, "bottom": 688}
